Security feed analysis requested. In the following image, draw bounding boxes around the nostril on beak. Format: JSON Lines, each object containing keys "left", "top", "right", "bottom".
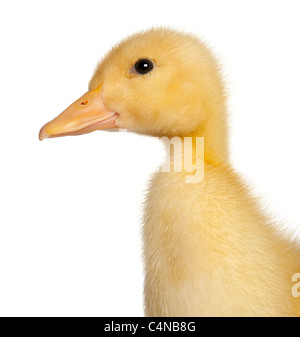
{"left": 80, "top": 100, "right": 88, "bottom": 105}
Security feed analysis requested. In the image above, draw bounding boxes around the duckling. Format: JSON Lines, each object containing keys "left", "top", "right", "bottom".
{"left": 39, "top": 28, "right": 300, "bottom": 317}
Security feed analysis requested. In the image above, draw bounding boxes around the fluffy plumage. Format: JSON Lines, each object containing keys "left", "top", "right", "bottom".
{"left": 89, "top": 29, "right": 300, "bottom": 316}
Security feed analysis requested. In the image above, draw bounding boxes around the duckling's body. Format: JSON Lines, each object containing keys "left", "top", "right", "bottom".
{"left": 144, "top": 163, "right": 300, "bottom": 316}
{"left": 40, "top": 28, "right": 300, "bottom": 316}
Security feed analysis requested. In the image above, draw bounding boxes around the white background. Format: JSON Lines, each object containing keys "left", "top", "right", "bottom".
{"left": 0, "top": 0, "right": 300, "bottom": 317}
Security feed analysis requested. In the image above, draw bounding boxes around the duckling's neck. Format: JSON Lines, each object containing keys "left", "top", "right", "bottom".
{"left": 194, "top": 102, "right": 229, "bottom": 166}
{"left": 172, "top": 97, "right": 229, "bottom": 167}
{"left": 167, "top": 112, "right": 229, "bottom": 171}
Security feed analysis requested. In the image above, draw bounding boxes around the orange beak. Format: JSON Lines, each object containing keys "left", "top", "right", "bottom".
{"left": 39, "top": 84, "right": 118, "bottom": 141}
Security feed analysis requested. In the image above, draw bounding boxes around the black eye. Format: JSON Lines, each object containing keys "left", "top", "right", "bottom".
{"left": 134, "top": 59, "right": 154, "bottom": 75}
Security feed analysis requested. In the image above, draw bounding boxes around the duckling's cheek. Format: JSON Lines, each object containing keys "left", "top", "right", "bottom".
{"left": 102, "top": 82, "right": 125, "bottom": 110}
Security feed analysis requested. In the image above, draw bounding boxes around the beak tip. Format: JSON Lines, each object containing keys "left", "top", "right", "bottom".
{"left": 39, "top": 126, "right": 48, "bottom": 141}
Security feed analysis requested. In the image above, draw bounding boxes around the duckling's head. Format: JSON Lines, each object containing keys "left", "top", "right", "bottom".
{"left": 40, "top": 28, "right": 228, "bottom": 163}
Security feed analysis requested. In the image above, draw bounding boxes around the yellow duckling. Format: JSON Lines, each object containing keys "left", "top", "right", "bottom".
{"left": 39, "top": 28, "right": 300, "bottom": 317}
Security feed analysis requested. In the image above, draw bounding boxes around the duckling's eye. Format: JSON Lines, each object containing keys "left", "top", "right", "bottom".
{"left": 134, "top": 59, "right": 154, "bottom": 75}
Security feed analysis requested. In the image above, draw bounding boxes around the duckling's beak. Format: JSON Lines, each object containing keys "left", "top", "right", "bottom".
{"left": 39, "top": 84, "right": 118, "bottom": 141}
